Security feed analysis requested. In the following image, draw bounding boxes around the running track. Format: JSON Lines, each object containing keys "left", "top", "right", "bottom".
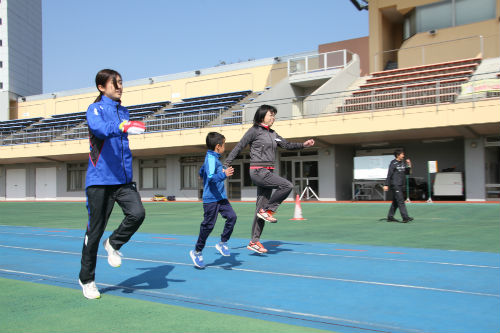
{"left": 0, "top": 225, "right": 499, "bottom": 333}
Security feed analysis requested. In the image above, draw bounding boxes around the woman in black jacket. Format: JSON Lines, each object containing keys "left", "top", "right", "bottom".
{"left": 224, "top": 105, "right": 314, "bottom": 253}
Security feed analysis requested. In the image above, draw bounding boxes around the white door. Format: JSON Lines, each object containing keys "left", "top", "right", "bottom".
{"left": 36, "top": 167, "right": 57, "bottom": 199}
{"left": 6, "top": 169, "right": 27, "bottom": 199}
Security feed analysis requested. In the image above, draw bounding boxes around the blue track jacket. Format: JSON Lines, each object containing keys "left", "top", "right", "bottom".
{"left": 199, "top": 150, "right": 227, "bottom": 203}
{"left": 85, "top": 95, "right": 133, "bottom": 188}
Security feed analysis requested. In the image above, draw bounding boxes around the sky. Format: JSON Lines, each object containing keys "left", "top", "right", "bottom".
{"left": 42, "top": 0, "right": 368, "bottom": 94}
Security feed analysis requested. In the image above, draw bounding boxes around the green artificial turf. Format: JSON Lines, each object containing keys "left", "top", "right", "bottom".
{"left": 0, "top": 201, "right": 498, "bottom": 252}
{"left": 0, "top": 278, "right": 333, "bottom": 333}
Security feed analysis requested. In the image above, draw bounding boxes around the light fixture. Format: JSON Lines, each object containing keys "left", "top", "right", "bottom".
{"left": 422, "top": 138, "right": 454, "bottom": 143}
{"left": 361, "top": 142, "right": 389, "bottom": 147}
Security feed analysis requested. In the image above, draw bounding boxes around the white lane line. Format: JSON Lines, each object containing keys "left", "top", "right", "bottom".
{"left": 0, "top": 268, "right": 430, "bottom": 333}
{"left": 1, "top": 244, "right": 498, "bottom": 298}
{"left": 1, "top": 230, "right": 498, "bottom": 269}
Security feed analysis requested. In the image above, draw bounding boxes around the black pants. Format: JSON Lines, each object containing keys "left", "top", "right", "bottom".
{"left": 79, "top": 183, "right": 145, "bottom": 283}
{"left": 387, "top": 186, "right": 409, "bottom": 220}
{"left": 249, "top": 168, "right": 293, "bottom": 242}
{"left": 195, "top": 199, "right": 237, "bottom": 252}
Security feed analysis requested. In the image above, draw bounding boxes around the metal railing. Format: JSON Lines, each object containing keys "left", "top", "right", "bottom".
{"left": 374, "top": 34, "right": 499, "bottom": 72}
{"left": 288, "top": 49, "right": 354, "bottom": 76}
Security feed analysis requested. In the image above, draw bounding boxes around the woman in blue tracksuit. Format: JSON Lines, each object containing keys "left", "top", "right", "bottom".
{"left": 79, "top": 69, "right": 146, "bottom": 299}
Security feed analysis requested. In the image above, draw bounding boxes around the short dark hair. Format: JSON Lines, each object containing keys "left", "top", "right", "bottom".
{"left": 394, "top": 149, "right": 405, "bottom": 157}
{"left": 206, "top": 132, "right": 225, "bottom": 150}
{"left": 253, "top": 104, "right": 277, "bottom": 125}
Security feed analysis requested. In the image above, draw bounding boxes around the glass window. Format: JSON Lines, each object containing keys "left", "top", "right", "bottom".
{"left": 302, "top": 161, "right": 318, "bottom": 178}
{"left": 140, "top": 159, "right": 166, "bottom": 190}
{"left": 280, "top": 161, "right": 293, "bottom": 182}
{"left": 455, "top": 0, "right": 496, "bottom": 26}
{"left": 142, "top": 167, "right": 154, "bottom": 189}
{"left": 243, "top": 163, "right": 254, "bottom": 186}
{"left": 417, "top": 0, "right": 453, "bottom": 32}
{"left": 232, "top": 164, "right": 241, "bottom": 180}
{"left": 67, "top": 163, "right": 86, "bottom": 191}
{"left": 403, "top": 9, "right": 417, "bottom": 40}
{"left": 181, "top": 164, "right": 199, "bottom": 189}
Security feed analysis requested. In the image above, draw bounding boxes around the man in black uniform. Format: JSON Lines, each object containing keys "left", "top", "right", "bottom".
{"left": 383, "top": 149, "right": 414, "bottom": 223}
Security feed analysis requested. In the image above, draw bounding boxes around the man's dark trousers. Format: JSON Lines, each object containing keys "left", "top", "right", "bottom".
{"left": 387, "top": 186, "right": 409, "bottom": 220}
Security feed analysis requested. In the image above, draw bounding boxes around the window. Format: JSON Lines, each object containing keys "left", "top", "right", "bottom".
{"left": 403, "top": 0, "right": 496, "bottom": 40}
{"left": 180, "top": 156, "right": 204, "bottom": 190}
{"left": 67, "top": 163, "right": 86, "bottom": 191}
{"left": 455, "top": 0, "right": 496, "bottom": 26}
{"left": 418, "top": 1, "right": 453, "bottom": 32}
{"left": 139, "top": 159, "right": 166, "bottom": 190}
{"left": 181, "top": 165, "right": 199, "bottom": 189}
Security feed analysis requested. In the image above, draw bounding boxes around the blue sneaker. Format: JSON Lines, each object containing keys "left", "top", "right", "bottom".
{"left": 215, "top": 242, "right": 230, "bottom": 257}
{"left": 189, "top": 250, "right": 205, "bottom": 268}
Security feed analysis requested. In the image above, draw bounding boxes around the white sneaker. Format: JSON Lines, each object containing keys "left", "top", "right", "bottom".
{"left": 79, "top": 279, "right": 101, "bottom": 299}
{"left": 103, "top": 238, "right": 122, "bottom": 267}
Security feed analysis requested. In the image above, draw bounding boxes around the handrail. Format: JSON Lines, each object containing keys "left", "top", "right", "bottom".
{"left": 373, "top": 34, "right": 499, "bottom": 72}
{"left": 288, "top": 49, "right": 354, "bottom": 76}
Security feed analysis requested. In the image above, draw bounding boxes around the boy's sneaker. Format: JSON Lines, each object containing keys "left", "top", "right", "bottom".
{"left": 79, "top": 279, "right": 101, "bottom": 299}
{"left": 190, "top": 250, "right": 205, "bottom": 268}
{"left": 247, "top": 241, "right": 268, "bottom": 253}
{"left": 257, "top": 209, "right": 277, "bottom": 223}
{"left": 103, "top": 238, "right": 122, "bottom": 267}
{"left": 215, "top": 242, "right": 230, "bottom": 257}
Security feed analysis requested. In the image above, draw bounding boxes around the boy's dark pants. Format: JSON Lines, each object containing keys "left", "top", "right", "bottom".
{"left": 79, "top": 183, "right": 145, "bottom": 284}
{"left": 195, "top": 199, "right": 237, "bottom": 252}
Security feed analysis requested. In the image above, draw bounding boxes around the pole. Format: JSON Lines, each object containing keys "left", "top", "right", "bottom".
{"left": 427, "top": 162, "right": 433, "bottom": 203}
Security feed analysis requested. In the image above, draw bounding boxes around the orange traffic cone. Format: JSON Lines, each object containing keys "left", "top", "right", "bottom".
{"left": 289, "top": 194, "right": 306, "bottom": 221}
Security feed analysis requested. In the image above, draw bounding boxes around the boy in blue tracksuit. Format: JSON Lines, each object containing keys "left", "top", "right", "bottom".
{"left": 190, "top": 132, "right": 236, "bottom": 268}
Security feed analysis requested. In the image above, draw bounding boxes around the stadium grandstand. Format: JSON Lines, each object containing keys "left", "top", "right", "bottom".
{"left": 0, "top": 0, "right": 499, "bottom": 202}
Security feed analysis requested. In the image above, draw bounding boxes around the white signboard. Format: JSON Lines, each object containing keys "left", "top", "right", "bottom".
{"left": 428, "top": 161, "right": 438, "bottom": 174}
{"left": 353, "top": 155, "right": 394, "bottom": 180}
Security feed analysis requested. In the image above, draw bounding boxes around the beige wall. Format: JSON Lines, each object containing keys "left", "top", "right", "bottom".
{"left": 15, "top": 64, "right": 276, "bottom": 119}
{"left": 318, "top": 36, "right": 369, "bottom": 76}
{"left": 369, "top": 0, "right": 500, "bottom": 72}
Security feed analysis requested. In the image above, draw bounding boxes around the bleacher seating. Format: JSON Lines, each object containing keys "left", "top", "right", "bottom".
{"left": 147, "top": 90, "right": 251, "bottom": 132}
{"left": 0, "top": 117, "right": 43, "bottom": 142}
{"left": 1, "top": 101, "right": 170, "bottom": 145}
{"left": 339, "top": 57, "right": 481, "bottom": 112}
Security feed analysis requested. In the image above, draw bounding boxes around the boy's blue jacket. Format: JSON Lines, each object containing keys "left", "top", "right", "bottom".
{"left": 199, "top": 150, "right": 227, "bottom": 203}
{"left": 85, "top": 95, "right": 133, "bottom": 188}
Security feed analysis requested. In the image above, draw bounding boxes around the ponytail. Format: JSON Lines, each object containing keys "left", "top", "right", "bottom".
{"left": 94, "top": 92, "right": 103, "bottom": 103}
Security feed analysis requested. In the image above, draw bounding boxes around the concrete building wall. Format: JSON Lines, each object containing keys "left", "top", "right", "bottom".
{"left": 0, "top": 0, "right": 42, "bottom": 121}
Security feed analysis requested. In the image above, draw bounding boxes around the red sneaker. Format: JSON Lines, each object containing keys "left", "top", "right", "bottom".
{"left": 247, "top": 241, "right": 268, "bottom": 253}
{"left": 257, "top": 209, "right": 277, "bottom": 223}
